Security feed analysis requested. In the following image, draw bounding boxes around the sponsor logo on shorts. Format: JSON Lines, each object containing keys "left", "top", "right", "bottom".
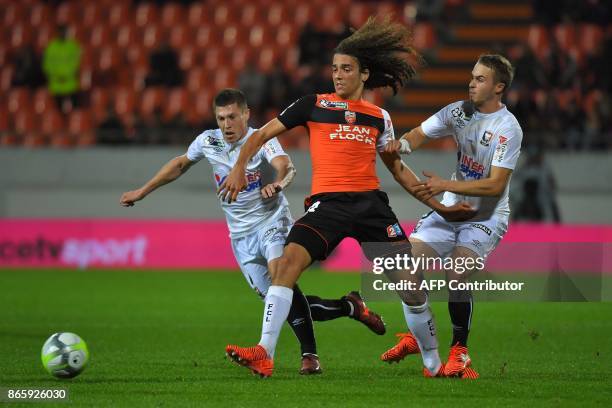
{"left": 319, "top": 99, "right": 348, "bottom": 109}
{"left": 344, "top": 110, "right": 356, "bottom": 124}
{"left": 470, "top": 223, "right": 492, "bottom": 235}
{"left": 387, "top": 223, "right": 403, "bottom": 238}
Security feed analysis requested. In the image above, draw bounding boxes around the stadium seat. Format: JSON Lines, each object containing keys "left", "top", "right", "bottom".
{"left": 191, "top": 88, "right": 214, "bottom": 125}
{"left": 40, "top": 109, "right": 65, "bottom": 136}
{"left": 33, "top": 89, "right": 55, "bottom": 116}
{"left": 161, "top": 3, "right": 186, "bottom": 29}
{"left": 8, "top": 89, "right": 31, "bottom": 115}
{"left": 82, "top": 3, "right": 103, "bottom": 27}
{"left": 135, "top": 3, "right": 159, "bottom": 29}
{"left": 231, "top": 46, "right": 256, "bottom": 71}
{"left": 114, "top": 87, "right": 137, "bottom": 119}
{"left": 90, "top": 87, "right": 110, "bottom": 124}
{"left": 116, "top": 24, "right": 141, "bottom": 48}
{"left": 188, "top": 2, "right": 210, "bottom": 28}
{"left": 349, "top": 3, "right": 372, "bottom": 28}
{"left": 68, "top": 109, "right": 95, "bottom": 143}
{"left": 10, "top": 24, "right": 34, "bottom": 50}
{"left": 214, "top": 67, "right": 237, "bottom": 90}
{"left": 294, "top": 4, "right": 313, "bottom": 27}
{"left": 178, "top": 46, "right": 199, "bottom": 71}
{"left": 143, "top": 25, "right": 166, "bottom": 51}
{"left": 203, "top": 47, "right": 231, "bottom": 71}
{"left": 267, "top": 3, "right": 288, "bottom": 26}
{"left": 283, "top": 46, "right": 300, "bottom": 71}
{"left": 257, "top": 46, "right": 279, "bottom": 73}
{"left": 140, "top": 87, "right": 167, "bottom": 119}
{"left": 0, "top": 65, "right": 13, "bottom": 92}
{"left": 29, "top": 3, "right": 53, "bottom": 28}
{"left": 3, "top": 3, "right": 26, "bottom": 26}
{"left": 164, "top": 88, "right": 191, "bottom": 122}
{"left": 169, "top": 26, "right": 193, "bottom": 50}
{"left": 223, "top": 24, "right": 248, "bottom": 48}
{"left": 413, "top": 23, "right": 436, "bottom": 51}
{"left": 276, "top": 23, "right": 297, "bottom": 47}
{"left": 55, "top": 1, "right": 78, "bottom": 25}
{"left": 214, "top": 5, "right": 237, "bottom": 26}
{"left": 579, "top": 24, "right": 604, "bottom": 55}
{"left": 527, "top": 24, "right": 550, "bottom": 59}
{"left": 14, "top": 110, "right": 39, "bottom": 135}
{"left": 554, "top": 23, "right": 577, "bottom": 53}
{"left": 187, "top": 67, "right": 209, "bottom": 92}
{"left": 35, "top": 23, "right": 55, "bottom": 53}
{"left": 249, "top": 25, "right": 273, "bottom": 48}
{"left": 318, "top": 4, "right": 343, "bottom": 32}
{"left": 0, "top": 107, "right": 9, "bottom": 133}
{"left": 194, "top": 25, "right": 218, "bottom": 49}
{"left": 108, "top": 3, "right": 130, "bottom": 28}
{"left": 0, "top": 45, "right": 7, "bottom": 68}
{"left": 88, "top": 25, "right": 113, "bottom": 49}
{"left": 240, "top": 3, "right": 264, "bottom": 27}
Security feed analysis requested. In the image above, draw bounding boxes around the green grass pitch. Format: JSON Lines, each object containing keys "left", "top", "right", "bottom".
{"left": 1, "top": 269, "right": 611, "bottom": 407}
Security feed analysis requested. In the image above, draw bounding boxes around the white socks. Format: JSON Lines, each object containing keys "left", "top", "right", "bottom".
{"left": 402, "top": 301, "right": 442, "bottom": 374}
{"left": 258, "top": 285, "right": 293, "bottom": 358}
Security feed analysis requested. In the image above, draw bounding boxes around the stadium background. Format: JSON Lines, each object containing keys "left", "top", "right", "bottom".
{"left": 1, "top": 0, "right": 611, "bottom": 406}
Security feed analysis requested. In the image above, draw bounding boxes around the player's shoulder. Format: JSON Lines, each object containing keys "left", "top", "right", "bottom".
{"left": 499, "top": 106, "right": 523, "bottom": 135}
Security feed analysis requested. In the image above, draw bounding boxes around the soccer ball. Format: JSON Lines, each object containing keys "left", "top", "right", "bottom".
{"left": 41, "top": 332, "right": 89, "bottom": 378}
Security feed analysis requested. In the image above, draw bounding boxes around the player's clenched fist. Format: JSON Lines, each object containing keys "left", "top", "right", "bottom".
{"left": 120, "top": 189, "right": 145, "bottom": 207}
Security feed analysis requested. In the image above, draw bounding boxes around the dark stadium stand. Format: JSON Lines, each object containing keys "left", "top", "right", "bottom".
{"left": 0, "top": 0, "right": 610, "bottom": 149}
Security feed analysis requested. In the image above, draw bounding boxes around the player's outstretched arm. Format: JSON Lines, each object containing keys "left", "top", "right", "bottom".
{"left": 218, "top": 118, "right": 287, "bottom": 203}
{"left": 261, "top": 155, "right": 296, "bottom": 199}
{"left": 383, "top": 126, "right": 429, "bottom": 154}
{"left": 119, "top": 154, "right": 194, "bottom": 207}
{"left": 415, "top": 166, "right": 512, "bottom": 201}
{"left": 379, "top": 151, "right": 475, "bottom": 221}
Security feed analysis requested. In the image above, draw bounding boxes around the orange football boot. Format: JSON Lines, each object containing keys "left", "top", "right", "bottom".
{"left": 225, "top": 344, "right": 274, "bottom": 378}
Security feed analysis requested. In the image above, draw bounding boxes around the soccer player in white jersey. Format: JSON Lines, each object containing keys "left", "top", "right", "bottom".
{"left": 119, "top": 89, "right": 386, "bottom": 375}
{"left": 380, "top": 55, "right": 522, "bottom": 379}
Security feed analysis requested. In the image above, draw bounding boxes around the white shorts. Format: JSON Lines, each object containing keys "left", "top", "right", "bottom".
{"left": 410, "top": 211, "right": 508, "bottom": 259}
{"left": 230, "top": 213, "right": 293, "bottom": 298}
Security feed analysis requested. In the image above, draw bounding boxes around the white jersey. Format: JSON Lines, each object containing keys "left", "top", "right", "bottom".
{"left": 186, "top": 127, "right": 291, "bottom": 238}
{"left": 421, "top": 101, "right": 523, "bottom": 220}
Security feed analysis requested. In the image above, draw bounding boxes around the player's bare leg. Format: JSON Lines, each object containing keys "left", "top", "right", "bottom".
{"left": 443, "top": 245, "right": 480, "bottom": 379}
{"left": 226, "top": 243, "right": 311, "bottom": 377}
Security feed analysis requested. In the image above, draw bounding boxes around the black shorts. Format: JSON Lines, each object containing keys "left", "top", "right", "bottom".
{"left": 286, "top": 190, "right": 411, "bottom": 262}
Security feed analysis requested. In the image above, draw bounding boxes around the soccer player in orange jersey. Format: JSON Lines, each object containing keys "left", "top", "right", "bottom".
{"left": 218, "top": 17, "right": 473, "bottom": 377}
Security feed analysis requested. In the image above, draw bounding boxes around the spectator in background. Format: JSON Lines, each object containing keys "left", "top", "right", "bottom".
{"left": 43, "top": 25, "right": 82, "bottom": 112}
{"left": 97, "top": 103, "right": 129, "bottom": 145}
{"left": 11, "top": 46, "right": 45, "bottom": 88}
{"left": 298, "top": 23, "right": 324, "bottom": 65}
{"left": 238, "top": 62, "right": 267, "bottom": 124}
{"left": 512, "top": 43, "right": 546, "bottom": 90}
{"left": 265, "top": 63, "right": 293, "bottom": 111}
{"left": 512, "top": 147, "right": 561, "bottom": 222}
{"left": 144, "top": 44, "right": 183, "bottom": 87}
{"left": 541, "top": 40, "right": 577, "bottom": 89}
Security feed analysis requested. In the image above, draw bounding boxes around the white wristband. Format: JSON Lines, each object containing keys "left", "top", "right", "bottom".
{"left": 399, "top": 138, "right": 412, "bottom": 154}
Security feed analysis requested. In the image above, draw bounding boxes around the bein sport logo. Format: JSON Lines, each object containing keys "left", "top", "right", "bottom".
{"left": 0, "top": 236, "right": 147, "bottom": 268}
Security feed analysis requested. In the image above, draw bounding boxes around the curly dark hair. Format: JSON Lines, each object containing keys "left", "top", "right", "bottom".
{"left": 334, "top": 16, "right": 421, "bottom": 94}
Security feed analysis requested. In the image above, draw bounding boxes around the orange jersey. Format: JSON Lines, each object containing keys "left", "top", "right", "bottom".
{"left": 278, "top": 93, "right": 394, "bottom": 195}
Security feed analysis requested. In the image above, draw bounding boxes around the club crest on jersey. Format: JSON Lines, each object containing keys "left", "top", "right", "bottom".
{"left": 345, "top": 110, "right": 356, "bottom": 124}
{"left": 479, "top": 130, "right": 494, "bottom": 146}
{"left": 319, "top": 99, "right": 348, "bottom": 109}
{"left": 205, "top": 135, "right": 225, "bottom": 152}
{"left": 386, "top": 223, "right": 403, "bottom": 238}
